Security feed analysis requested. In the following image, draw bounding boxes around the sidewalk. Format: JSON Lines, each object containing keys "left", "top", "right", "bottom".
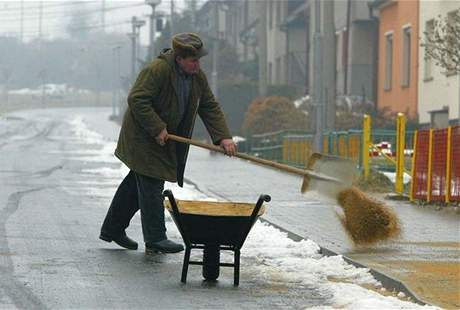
{"left": 183, "top": 147, "right": 460, "bottom": 308}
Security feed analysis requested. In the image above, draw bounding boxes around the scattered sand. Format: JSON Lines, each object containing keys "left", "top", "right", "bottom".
{"left": 337, "top": 187, "right": 401, "bottom": 245}
{"left": 358, "top": 259, "right": 460, "bottom": 309}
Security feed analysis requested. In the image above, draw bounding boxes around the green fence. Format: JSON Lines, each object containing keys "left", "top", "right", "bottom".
{"left": 247, "top": 129, "right": 415, "bottom": 172}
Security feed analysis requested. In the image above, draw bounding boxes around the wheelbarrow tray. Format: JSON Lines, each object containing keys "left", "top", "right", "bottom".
{"left": 163, "top": 190, "right": 270, "bottom": 286}
{"left": 164, "top": 200, "right": 266, "bottom": 247}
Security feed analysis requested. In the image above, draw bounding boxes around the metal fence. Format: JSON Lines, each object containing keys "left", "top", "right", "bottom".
{"left": 248, "top": 128, "right": 414, "bottom": 172}
{"left": 411, "top": 126, "right": 460, "bottom": 203}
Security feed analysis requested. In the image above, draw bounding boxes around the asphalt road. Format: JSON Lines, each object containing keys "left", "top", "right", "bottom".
{"left": 0, "top": 107, "right": 328, "bottom": 309}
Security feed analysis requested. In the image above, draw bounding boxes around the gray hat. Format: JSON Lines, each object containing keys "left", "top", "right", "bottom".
{"left": 172, "top": 32, "right": 208, "bottom": 58}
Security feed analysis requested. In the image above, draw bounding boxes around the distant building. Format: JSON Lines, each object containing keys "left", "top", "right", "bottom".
{"left": 265, "top": 0, "right": 288, "bottom": 86}
{"left": 334, "top": 0, "right": 378, "bottom": 103}
{"left": 418, "top": 0, "right": 460, "bottom": 127}
{"left": 372, "top": 0, "right": 419, "bottom": 120}
{"left": 280, "top": 0, "right": 309, "bottom": 93}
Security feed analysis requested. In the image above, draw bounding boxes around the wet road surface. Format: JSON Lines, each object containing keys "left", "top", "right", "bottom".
{"left": 0, "top": 108, "right": 329, "bottom": 309}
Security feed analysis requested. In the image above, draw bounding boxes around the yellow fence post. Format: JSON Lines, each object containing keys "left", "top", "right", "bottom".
{"left": 395, "top": 113, "right": 406, "bottom": 194}
{"left": 362, "top": 114, "right": 371, "bottom": 179}
{"left": 410, "top": 131, "right": 418, "bottom": 202}
{"left": 427, "top": 129, "right": 434, "bottom": 202}
{"left": 446, "top": 126, "right": 452, "bottom": 203}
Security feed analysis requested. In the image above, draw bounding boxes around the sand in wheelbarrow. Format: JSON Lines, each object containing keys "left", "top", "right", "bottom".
{"left": 164, "top": 200, "right": 266, "bottom": 216}
{"left": 336, "top": 187, "right": 401, "bottom": 246}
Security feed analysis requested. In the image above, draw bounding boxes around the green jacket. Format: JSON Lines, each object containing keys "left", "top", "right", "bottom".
{"left": 115, "top": 49, "right": 232, "bottom": 186}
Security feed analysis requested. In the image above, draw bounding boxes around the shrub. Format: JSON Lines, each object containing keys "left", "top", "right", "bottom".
{"left": 242, "top": 96, "right": 309, "bottom": 134}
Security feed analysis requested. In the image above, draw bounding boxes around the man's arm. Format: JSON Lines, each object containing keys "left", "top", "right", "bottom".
{"left": 198, "top": 73, "right": 236, "bottom": 155}
{"left": 127, "top": 61, "right": 168, "bottom": 139}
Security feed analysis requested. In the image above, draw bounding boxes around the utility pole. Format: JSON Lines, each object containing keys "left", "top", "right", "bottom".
{"left": 115, "top": 46, "right": 121, "bottom": 117}
{"left": 20, "top": 0, "right": 24, "bottom": 42}
{"left": 101, "top": 0, "right": 106, "bottom": 32}
{"left": 130, "top": 17, "right": 137, "bottom": 81}
{"left": 146, "top": 0, "right": 161, "bottom": 61}
{"left": 211, "top": 1, "right": 219, "bottom": 97}
{"left": 323, "top": 0, "right": 336, "bottom": 130}
{"left": 344, "top": 0, "right": 351, "bottom": 95}
{"left": 38, "top": 1, "right": 43, "bottom": 50}
{"left": 257, "top": 0, "right": 267, "bottom": 96}
{"left": 191, "top": 0, "right": 197, "bottom": 28}
{"left": 129, "top": 16, "right": 146, "bottom": 81}
{"left": 135, "top": 20, "right": 145, "bottom": 70}
{"left": 39, "top": 0, "right": 45, "bottom": 105}
{"left": 170, "top": 0, "right": 175, "bottom": 36}
{"left": 313, "top": 0, "right": 324, "bottom": 151}
{"left": 112, "top": 47, "right": 116, "bottom": 117}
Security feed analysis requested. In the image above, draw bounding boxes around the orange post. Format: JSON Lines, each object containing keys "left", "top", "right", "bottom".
{"left": 427, "top": 129, "right": 434, "bottom": 202}
{"left": 410, "top": 130, "right": 418, "bottom": 202}
{"left": 445, "top": 127, "right": 452, "bottom": 203}
{"left": 395, "top": 113, "right": 406, "bottom": 194}
{"left": 362, "top": 115, "right": 371, "bottom": 179}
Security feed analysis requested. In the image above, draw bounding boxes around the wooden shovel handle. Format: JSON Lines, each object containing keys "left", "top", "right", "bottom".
{"left": 168, "top": 134, "right": 339, "bottom": 183}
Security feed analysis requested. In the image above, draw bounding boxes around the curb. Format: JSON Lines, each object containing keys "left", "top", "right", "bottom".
{"left": 259, "top": 218, "right": 429, "bottom": 306}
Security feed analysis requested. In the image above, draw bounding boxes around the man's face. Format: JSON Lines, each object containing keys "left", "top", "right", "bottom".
{"left": 177, "top": 56, "right": 200, "bottom": 74}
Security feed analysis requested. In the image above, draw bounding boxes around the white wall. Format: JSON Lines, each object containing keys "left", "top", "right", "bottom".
{"left": 419, "top": 0, "right": 460, "bottom": 124}
{"left": 266, "top": 0, "right": 287, "bottom": 85}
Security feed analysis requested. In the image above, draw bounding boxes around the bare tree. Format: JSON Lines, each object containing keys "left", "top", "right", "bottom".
{"left": 423, "top": 9, "right": 460, "bottom": 73}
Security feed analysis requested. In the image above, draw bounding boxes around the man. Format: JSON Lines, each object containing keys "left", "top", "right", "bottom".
{"left": 100, "top": 33, "right": 236, "bottom": 253}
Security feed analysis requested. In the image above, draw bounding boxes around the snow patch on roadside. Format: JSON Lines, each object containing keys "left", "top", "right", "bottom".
{"left": 382, "top": 171, "right": 412, "bottom": 184}
{"left": 69, "top": 116, "right": 106, "bottom": 144}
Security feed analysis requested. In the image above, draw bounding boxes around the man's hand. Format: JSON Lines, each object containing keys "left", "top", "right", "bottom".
{"left": 220, "top": 138, "right": 237, "bottom": 156}
{"left": 155, "top": 128, "right": 168, "bottom": 146}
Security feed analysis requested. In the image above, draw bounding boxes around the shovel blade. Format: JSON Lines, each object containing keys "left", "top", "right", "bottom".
{"left": 301, "top": 153, "right": 356, "bottom": 197}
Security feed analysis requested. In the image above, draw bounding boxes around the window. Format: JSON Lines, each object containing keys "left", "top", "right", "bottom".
{"left": 430, "top": 109, "right": 449, "bottom": 129}
{"left": 268, "top": 62, "right": 273, "bottom": 84}
{"left": 402, "top": 26, "right": 411, "bottom": 87}
{"left": 384, "top": 33, "right": 393, "bottom": 90}
{"left": 424, "top": 20, "right": 434, "bottom": 80}
{"left": 285, "top": 54, "right": 289, "bottom": 83}
{"left": 276, "top": 57, "right": 281, "bottom": 84}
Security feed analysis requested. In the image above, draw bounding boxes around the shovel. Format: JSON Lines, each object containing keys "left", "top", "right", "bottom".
{"left": 168, "top": 134, "right": 356, "bottom": 193}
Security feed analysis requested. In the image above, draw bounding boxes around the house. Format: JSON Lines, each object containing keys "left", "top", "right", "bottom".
{"left": 371, "top": 0, "right": 419, "bottom": 120}
{"left": 418, "top": 0, "right": 460, "bottom": 127}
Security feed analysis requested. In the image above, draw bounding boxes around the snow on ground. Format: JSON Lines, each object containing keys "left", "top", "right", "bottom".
{"left": 382, "top": 171, "right": 412, "bottom": 184}
{"left": 66, "top": 114, "right": 436, "bottom": 309}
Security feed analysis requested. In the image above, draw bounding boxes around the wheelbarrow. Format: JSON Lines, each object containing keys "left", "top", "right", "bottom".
{"left": 163, "top": 190, "right": 271, "bottom": 286}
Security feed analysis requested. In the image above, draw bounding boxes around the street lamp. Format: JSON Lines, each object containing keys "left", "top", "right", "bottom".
{"left": 112, "top": 45, "right": 122, "bottom": 119}
{"left": 145, "top": 0, "right": 161, "bottom": 60}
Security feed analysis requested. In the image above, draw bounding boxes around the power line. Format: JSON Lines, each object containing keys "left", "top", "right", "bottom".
{"left": 0, "top": 1, "right": 98, "bottom": 12}
{"left": 6, "top": 19, "right": 133, "bottom": 37}
{"left": 0, "top": 2, "right": 147, "bottom": 22}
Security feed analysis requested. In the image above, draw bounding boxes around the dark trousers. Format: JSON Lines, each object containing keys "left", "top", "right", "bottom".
{"left": 101, "top": 170, "right": 167, "bottom": 243}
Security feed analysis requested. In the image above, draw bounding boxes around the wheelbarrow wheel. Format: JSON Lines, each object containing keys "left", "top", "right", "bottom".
{"left": 202, "top": 244, "right": 220, "bottom": 281}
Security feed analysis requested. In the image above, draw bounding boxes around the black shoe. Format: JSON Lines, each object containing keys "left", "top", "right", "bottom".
{"left": 145, "top": 239, "right": 184, "bottom": 254}
{"left": 99, "top": 231, "right": 138, "bottom": 250}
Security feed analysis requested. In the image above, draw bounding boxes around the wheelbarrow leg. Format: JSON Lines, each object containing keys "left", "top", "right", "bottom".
{"left": 234, "top": 248, "right": 240, "bottom": 286}
{"left": 181, "top": 246, "right": 191, "bottom": 283}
